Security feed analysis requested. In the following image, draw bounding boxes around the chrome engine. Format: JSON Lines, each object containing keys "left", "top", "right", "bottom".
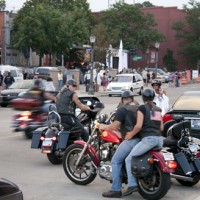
{"left": 99, "top": 143, "right": 119, "bottom": 181}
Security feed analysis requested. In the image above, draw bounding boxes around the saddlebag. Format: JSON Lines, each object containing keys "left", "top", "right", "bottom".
{"left": 57, "top": 131, "right": 70, "bottom": 149}
{"left": 31, "top": 127, "right": 47, "bottom": 148}
{"left": 131, "top": 153, "right": 153, "bottom": 177}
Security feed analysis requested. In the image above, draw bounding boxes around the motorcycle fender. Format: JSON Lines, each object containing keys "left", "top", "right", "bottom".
{"left": 57, "top": 131, "right": 70, "bottom": 149}
{"left": 74, "top": 140, "right": 100, "bottom": 166}
{"left": 150, "top": 150, "right": 175, "bottom": 173}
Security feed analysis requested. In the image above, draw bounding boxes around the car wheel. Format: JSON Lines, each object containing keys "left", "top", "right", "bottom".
{"left": 139, "top": 87, "right": 143, "bottom": 95}
{"left": 108, "top": 94, "right": 112, "bottom": 97}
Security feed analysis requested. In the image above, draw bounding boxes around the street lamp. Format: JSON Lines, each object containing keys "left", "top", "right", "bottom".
{"left": 146, "top": 48, "right": 149, "bottom": 68}
{"left": 88, "top": 34, "right": 96, "bottom": 95}
{"left": 108, "top": 44, "right": 112, "bottom": 69}
{"left": 155, "top": 42, "right": 160, "bottom": 79}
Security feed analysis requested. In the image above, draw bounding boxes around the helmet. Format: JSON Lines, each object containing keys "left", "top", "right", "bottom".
{"left": 121, "top": 90, "right": 134, "bottom": 98}
{"left": 142, "top": 88, "right": 155, "bottom": 100}
{"left": 151, "top": 80, "right": 161, "bottom": 87}
{"left": 66, "top": 79, "right": 77, "bottom": 86}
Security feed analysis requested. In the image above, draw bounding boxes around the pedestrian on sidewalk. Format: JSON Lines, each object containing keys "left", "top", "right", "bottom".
{"left": 58, "top": 71, "right": 63, "bottom": 91}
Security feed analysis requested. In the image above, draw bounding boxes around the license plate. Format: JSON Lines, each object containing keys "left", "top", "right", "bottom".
{"left": 42, "top": 139, "right": 52, "bottom": 147}
{"left": 189, "top": 144, "right": 199, "bottom": 153}
{"left": 163, "top": 152, "right": 174, "bottom": 161}
{"left": 191, "top": 119, "right": 200, "bottom": 129}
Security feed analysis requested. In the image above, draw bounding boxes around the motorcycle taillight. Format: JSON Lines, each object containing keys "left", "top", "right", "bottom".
{"left": 167, "top": 161, "right": 177, "bottom": 169}
{"left": 51, "top": 136, "right": 57, "bottom": 141}
{"left": 40, "top": 136, "right": 45, "bottom": 141}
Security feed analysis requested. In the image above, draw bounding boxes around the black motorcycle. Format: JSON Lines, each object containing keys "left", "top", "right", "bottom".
{"left": 31, "top": 97, "right": 104, "bottom": 164}
{"left": 163, "top": 118, "right": 200, "bottom": 186}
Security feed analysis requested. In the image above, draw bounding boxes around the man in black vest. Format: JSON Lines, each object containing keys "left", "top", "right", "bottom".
{"left": 99, "top": 90, "right": 140, "bottom": 198}
{"left": 56, "top": 79, "right": 91, "bottom": 141}
{"left": 4, "top": 72, "right": 15, "bottom": 89}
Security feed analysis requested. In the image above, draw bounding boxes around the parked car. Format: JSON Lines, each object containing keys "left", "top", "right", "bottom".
{"left": 163, "top": 91, "right": 200, "bottom": 139}
{"left": 145, "top": 68, "right": 169, "bottom": 83}
{"left": 106, "top": 73, "right": 143, "bottom": 96}
{"left": 0, "top": 178, "right": 23, "bottom": 200}
{"left": 34, "top": 66, "right": 58, "bottom": 79}
{"left": 0, "top": 79, "right": 57, "bottom": 107}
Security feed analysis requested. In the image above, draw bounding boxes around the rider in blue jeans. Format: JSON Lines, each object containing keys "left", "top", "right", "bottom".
{"left": 123, "top": 88, "right": 163, "bottom": 196}
{"left": 99, "top": 91, "right": 140, "bottom": 198}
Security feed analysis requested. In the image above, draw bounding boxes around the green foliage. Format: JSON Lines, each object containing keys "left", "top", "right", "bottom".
{"left": 12, "top": 0, "right": 93, "bottom": 65}
{"left": 0, "top": 0, "right": 5, "bottom": 11}
{"left": 135, "top": 1, "right": 155, "bottom": 8}
{"left": 99, "top": 2, "right": 165, "bottom": 52}
{"left": 172, "top": 0, "right": 200, "bottom": 66}
{"left": 163, "top": 49, "right": 178, "bottom": 72}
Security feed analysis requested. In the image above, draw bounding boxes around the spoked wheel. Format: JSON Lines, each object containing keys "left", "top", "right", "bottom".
{"left": 138, "top": 163, "right": 171, "bottom": 200}
{"left": 47, "top": 153, "right": 62, "bottom": 165}
{"left": 176, "top": 178, "right": 200, "bottom": 187}
{"left": 62, "top": 144, "right": 97, "bottom": 185}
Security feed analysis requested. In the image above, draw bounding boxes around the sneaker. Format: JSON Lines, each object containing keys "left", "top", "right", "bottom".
{"left": 102, "top": 190, "right": 122, "bottom": 198}
{"left": 123, "top": 186, "right": 138, "bottom": 196}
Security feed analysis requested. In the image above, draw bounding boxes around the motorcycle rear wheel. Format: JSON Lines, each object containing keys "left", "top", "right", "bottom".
{"left": 24, "top": 130, "right": 33, "bottom": 139}
{"left": 138, "top": 163, "right": 171, "bottom": 200}
{"left": 47, "top": 153, "right": 62, "bottom": 165}
{"left": 63, "top": 144, "right": 97, "bottom": 185}
{"left": 176, "top": 178, "right": 200, "bottom": 187}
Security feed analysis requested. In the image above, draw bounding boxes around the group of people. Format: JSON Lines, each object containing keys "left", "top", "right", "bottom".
{"left": 0, "top": 71, "right": 15, "bottom": 90}
{"left": 27, "top": 75, "right": 167, "bottom": 198}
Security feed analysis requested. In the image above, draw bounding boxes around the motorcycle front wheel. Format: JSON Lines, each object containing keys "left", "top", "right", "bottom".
{"left": 47, "top": 153, "right": 62, "bottom": 165}
{"left": 138, "top": 163, "right": 171, "bottom": 200}
{"left": 62, "top": 144, "right": 97, "bottom": 185}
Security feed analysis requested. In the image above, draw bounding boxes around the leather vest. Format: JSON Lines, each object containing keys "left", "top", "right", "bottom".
{"left": 120, "top": 103, "right": 138, "bottom": 139}
{"left": 139, "top": 104, "right": 161, "bottom": 138}
{"left": 56, "top": 87, "right": 76, "bottom": 115}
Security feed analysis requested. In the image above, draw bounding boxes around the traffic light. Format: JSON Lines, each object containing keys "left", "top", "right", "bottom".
{"left": 130, "top": 48, "right": 138, "bottom": 55}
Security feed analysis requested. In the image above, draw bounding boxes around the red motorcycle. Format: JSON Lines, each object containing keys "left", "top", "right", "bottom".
{"left": 62, "top": 116, "right": 177, "bottom": 200}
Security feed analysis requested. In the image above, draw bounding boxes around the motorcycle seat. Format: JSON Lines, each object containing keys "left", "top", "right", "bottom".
{"left": 163, "top": 136, "right": 177, "bottom": 147}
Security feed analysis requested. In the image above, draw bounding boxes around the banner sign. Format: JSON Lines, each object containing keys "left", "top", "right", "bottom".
{"left": 150, "top": 50, "right": 156, "bottom": 63}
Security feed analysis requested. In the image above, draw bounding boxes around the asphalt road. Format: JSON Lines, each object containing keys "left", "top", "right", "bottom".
{"left": 0, "top": 83, "right": 200, "bottom": 200}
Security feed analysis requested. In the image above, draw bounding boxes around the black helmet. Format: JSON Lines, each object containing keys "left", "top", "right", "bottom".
{"left": 151, "top": 80, "right": 161, "bottom": 87}
{"left": 66, "top": 79, "right": 77, "bottom": 86}
{"left": 121, "top": 90, "right": 134, "bottom": 98}
{"left": 142, "top": 88, "right": 155, "bottom": 100}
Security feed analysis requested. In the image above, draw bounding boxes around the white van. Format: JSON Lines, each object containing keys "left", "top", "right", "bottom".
{"left": 0, "top": 65, "right": 23, "bottom": 82}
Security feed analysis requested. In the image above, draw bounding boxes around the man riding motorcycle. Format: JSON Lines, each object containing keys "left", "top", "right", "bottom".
{"left": 56, "top": 79, "right": 91, "bottom": 142}
{"left": 99, "top": 90, "right": 140, "bottom": 198}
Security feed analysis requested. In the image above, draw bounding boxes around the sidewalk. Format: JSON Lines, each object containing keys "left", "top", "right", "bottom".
{"left": 76, "top": 84, "right": 108, "bottom": 97}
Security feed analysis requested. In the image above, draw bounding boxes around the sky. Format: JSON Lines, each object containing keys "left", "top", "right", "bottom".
{"left": 5, "top": 0, "right": 191, "bottom": 12}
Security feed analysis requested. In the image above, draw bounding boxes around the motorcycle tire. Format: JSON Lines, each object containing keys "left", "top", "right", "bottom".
{"left": 47, "top": 153, "right": 62, "bottom": 165}
{"left": 137, "top": 163, "right": 171, "bottom": 200}
{"left": 24, "top": 130, "right": 33, "bottom": 139}
{"left": 63, "top": 144, "right": 97, "bottom": 185}
{"left": 176, "top": 178, "right": 200, "bottom": 187}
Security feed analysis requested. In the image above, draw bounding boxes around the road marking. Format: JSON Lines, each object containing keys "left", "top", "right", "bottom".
{"left": 0, "top": 133, "right": 22, "bottom": 140}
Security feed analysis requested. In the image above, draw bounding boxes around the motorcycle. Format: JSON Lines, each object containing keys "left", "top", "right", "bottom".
{"left": 31, "top": 97, "right": 104, "bottom": 165}
{"left": 163, "top": 118, "right": 200, "bottom": 186}
{"left": 62, "top": 116, "right": 177, "bottom": 200}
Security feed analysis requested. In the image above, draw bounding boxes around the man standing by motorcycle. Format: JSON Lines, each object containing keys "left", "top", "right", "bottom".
{"left": 56, "top": 79, "right": 91, "bottom": 142}
{"left": 124, "top": 88, "right": 163, "bottom": 196}
{"left": 99, "top": 90, "right": 140, "bottom": 198}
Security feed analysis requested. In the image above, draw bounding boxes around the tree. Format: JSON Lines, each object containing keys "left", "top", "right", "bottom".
{"left": 163, "top": 49, "right": 178, "bottom": 72}
{"left": 0, "top": 0, "right": 5, "bottom": 11}
{"left": 172, "top": 0, "right": 200, "bottom": 66}
{"left": 99, "top": 2, "right": 165, "bottom": 53}
{"left": 135, "top": 1, "right": 155, "bottom": 8}
{"left": 12, "top": 0, "right": 93, "bottom": 66}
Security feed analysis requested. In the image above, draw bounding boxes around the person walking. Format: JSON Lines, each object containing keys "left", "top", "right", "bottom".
{"left": 4, "top": 72, "right": 15, "bottom": 89}
{"left": 94, "top": 71, "right": 102, "bottom": 92}
{"left": 0, "top": 71, "right": 3, "bottom": 90}
{"left": 102, "top": 73, "right": 108, "bottom": 91}
{"left": 57, "top": 71, "right": 63, "bottom": 91}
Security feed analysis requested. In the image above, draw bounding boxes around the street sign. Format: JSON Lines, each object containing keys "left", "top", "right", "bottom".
{"left": 132, "top": 56, "right": 142, "bottom": 61}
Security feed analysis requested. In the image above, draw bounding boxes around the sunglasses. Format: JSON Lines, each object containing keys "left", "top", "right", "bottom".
{"left": 72, "top": 85, "right": 77, "bottom": 87}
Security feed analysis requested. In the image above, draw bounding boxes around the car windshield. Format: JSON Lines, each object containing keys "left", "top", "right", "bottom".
{"left": 9, "top": 81, "right": 34, "bottom": 89}
{"left": 173, "top": 95, "right": 200, "bottom": 110}
{"left": 36, "top": 68, "right": 49, "bottom": 75}
{"left": 114, "top": 76, "right": 132, "bottom": 82}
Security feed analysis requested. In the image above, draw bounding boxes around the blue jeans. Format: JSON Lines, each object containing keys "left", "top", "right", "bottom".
{"left": 110, "top": 138, "right": 140, "bottom": 192}
{"left": 125, "top": 136, "right": 163, "bottom": 187}
{"left": 58, "top": 80, "right": 63, "bottom": 90}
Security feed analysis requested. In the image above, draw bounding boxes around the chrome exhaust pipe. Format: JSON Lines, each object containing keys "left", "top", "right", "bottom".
{"left": 170, "top": 173, "right": 194, "bottom": 182}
